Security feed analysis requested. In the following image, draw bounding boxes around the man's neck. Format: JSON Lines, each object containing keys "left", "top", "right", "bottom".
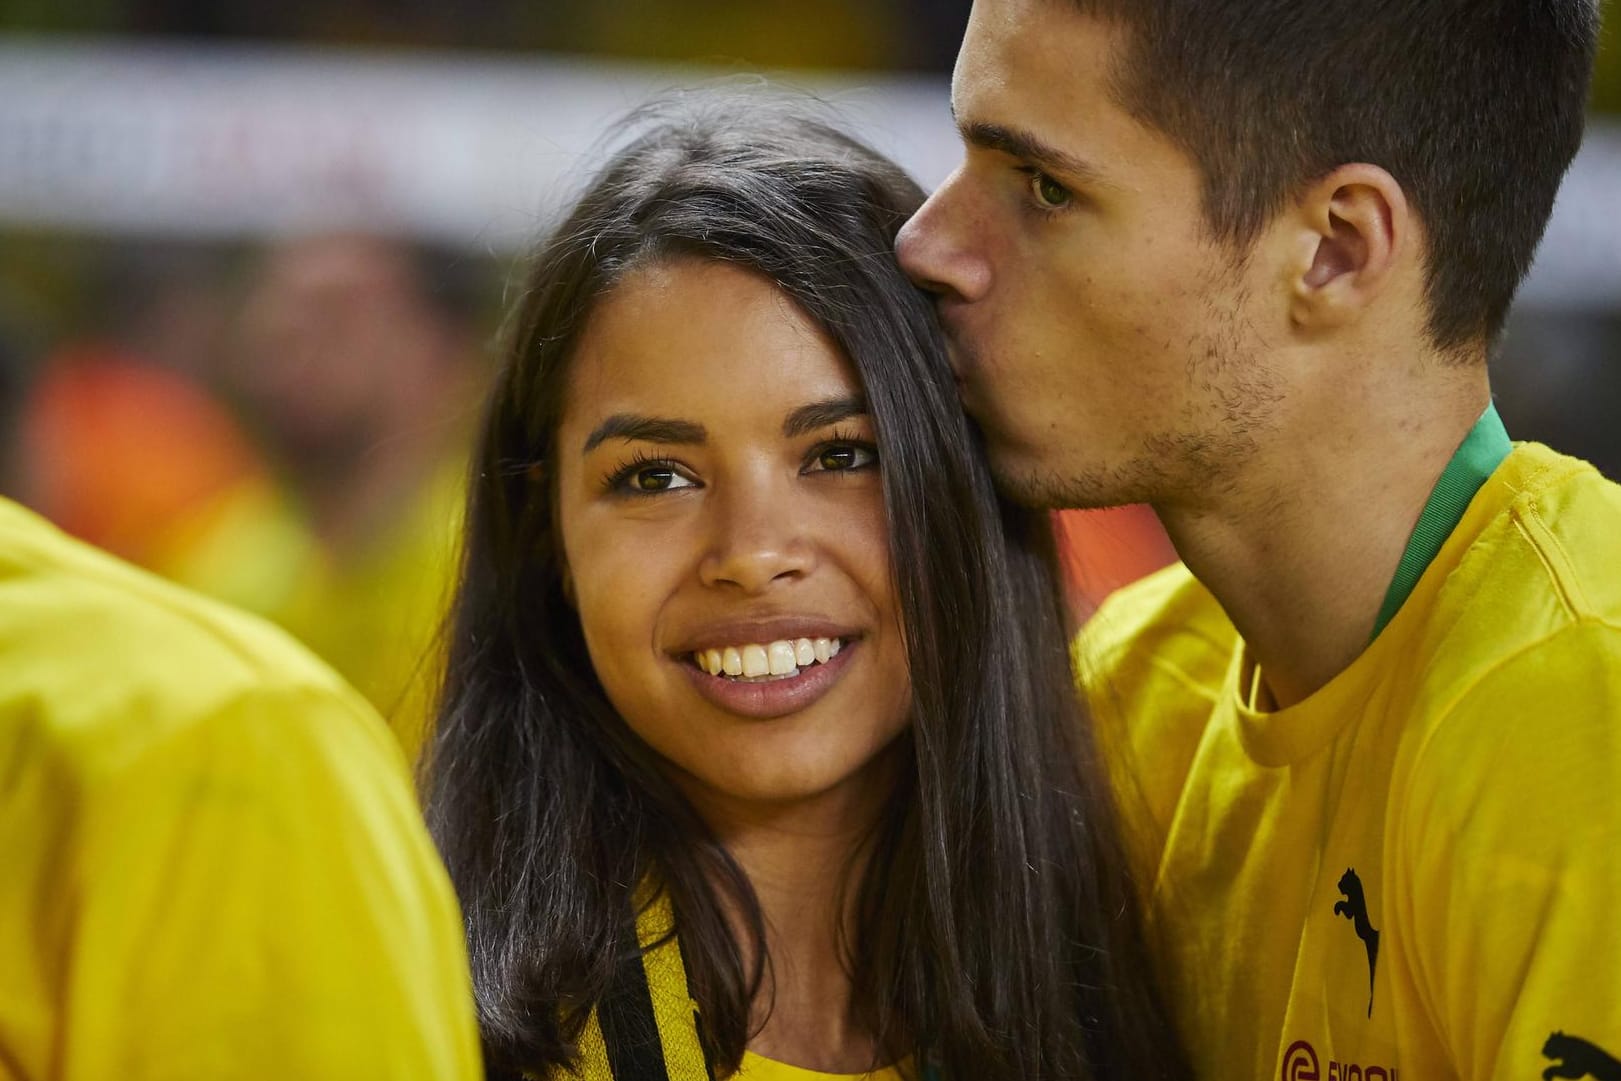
{"left": 1156, "top": 368, "right": 1491, "bottom": 708}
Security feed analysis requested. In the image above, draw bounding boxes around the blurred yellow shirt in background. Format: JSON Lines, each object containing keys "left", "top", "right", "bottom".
{"left": 159, "top": 459, "right": 465, "bottom": 767}
{"left": 0, "top": 496, "right": 480, "bottom": 1080}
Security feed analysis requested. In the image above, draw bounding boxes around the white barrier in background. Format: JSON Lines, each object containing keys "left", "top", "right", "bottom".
{"left": 0, "top": 37, "right": 1615, "bottom": 308}
{"left": 0, "top": 39, "right": 953, "bottom": 250}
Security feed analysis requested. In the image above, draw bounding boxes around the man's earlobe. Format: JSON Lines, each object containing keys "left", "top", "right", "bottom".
{"left": 1289, "top": 163, "right": 1408, "bottom": 331}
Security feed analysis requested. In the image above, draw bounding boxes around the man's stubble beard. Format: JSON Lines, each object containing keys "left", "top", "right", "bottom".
{"left": 980, "top": 303, "right": 1283, "bottom": 513}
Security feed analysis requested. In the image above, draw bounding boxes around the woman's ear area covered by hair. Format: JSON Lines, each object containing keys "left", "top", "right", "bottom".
{"left": 529, "top": 461, "right": 579, "bottom": 608}
{"left": 1284, "top": 163, "right": 1414, "bottom": 337}
{"left": 559, "top": 563, "right": 577, "bottom": 608}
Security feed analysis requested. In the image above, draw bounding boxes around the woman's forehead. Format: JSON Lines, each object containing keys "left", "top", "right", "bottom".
{"left": 558, "top": 260, "right": 861, "bottom": 443}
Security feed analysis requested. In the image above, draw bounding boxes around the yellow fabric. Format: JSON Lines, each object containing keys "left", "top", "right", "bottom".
{"left": 0, "top": 497, "right": 481, "bottom": 1080}
{"left": 571, "top": 888, "right": 714, "bottom": 1081}
{"left": 273, "top": 461, "right": 464, "bottom": 766}
{"left": 160, "top": 458, "right": 465, "bottom": 767}
{"left": 1077, "top": 443, "right": 1621, "bottom": 1081}
{"left": 569, "top": 888, "right": 710, "bottom": 1081}
{"left": 734, "top": 1052, "right": 903, "bottom": 1081}
{"left": 634, "top": 889, "right": 714, "bottom": 1080}
{"left": 568, "top": 890, "right": 902, "bottom": 1081}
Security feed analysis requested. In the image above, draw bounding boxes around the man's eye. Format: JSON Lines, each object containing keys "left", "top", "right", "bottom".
{"left": 809, "top": 444, "right": 878, "bottom": 473}
{"left": 1029, "top": 171, "right": 1072, "bottom": 210}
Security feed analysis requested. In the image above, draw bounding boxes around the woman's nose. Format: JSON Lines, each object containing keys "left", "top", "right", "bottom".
{"left": 697, "top": 482, "right": 816, "bottom": 594}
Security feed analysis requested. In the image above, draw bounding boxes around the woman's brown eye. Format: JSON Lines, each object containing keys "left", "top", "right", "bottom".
{"left": 634, "top": 468, "right": 676, "bottom": 491}
{"left": 810, "top": 444, "right": 876, "bottom": 473}
{"left": 820, "top": 448, "right": 857, "bottom": 470}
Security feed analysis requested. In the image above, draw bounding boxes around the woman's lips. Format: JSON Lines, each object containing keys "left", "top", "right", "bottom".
{"left": 678, "top": 638, "right": 857, "bottom": 720}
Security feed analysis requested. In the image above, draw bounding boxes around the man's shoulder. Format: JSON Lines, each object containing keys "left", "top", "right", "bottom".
{"left": 1490, "top": 443, "right": 1621, "bottom": 622}
{"left": 1391, "top": 447, "right": 1621, "bottom": 833}
{"left": 0, "top": 498, "right": 392, "bottom": 777}
{"left": 1412, "top": 443, "right": 1621, "bottom": 705}
{"left": 1075, "top": 561, "right": 1237, "bottom": 697}
{"left": 1072, "top": 562, "right": 1238, "bottom": 806}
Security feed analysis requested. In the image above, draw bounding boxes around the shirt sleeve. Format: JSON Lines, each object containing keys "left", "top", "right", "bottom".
{"left": 1396, "top": 619, "right": 1621, "bottom": 1081}
{"left": 26, "top": 681, "right": 483, "bottom": 1081}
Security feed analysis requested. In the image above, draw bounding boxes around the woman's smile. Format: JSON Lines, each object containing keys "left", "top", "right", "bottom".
{"left": 664, "top": 614, "right": 866, "bottom": 720}
{"left": 678, "top": 636, "right": 857, "bottom": 720}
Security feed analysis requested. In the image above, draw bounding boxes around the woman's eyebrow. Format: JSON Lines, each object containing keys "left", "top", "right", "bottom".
{"left": 581, "top": 414, "right": 707, "bottom": 454}
{"left": 783, "top": 396, "right": 868, "bottom": 438}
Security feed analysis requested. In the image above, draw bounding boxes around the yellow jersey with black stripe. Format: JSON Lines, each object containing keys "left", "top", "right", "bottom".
{"left": 553, "top": 889, "right": 904, "bottom": 1081}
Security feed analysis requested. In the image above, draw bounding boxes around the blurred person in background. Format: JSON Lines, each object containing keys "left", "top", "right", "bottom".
{"left": 16, "top": 342, "right": 268, "bottom": 569}
{"left": 167, "top": 233, "right": 487, "bottom": 763}
{"left": 425, "top": 98, "right": 1188, "bottom": 1081}
{"left": 898, "top": 0, "right": 1619, "bottom": 1077}
{"left": 9, "top": 249, "right": 273, "bottom": 577}
{"left": 0, "top": 325, "right": 26, "bottom": 496}
{"left": 0, "top": 386, "right": 481, "bottom": 1078}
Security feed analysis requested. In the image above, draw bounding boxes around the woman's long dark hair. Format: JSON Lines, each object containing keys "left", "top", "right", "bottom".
{"left": 425, "top": 91, "right": 1188, "bottom": 1081}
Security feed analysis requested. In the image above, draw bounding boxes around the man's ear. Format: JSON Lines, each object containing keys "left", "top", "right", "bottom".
{"left": 1287, "top": 163, "right": 1410, "bottom": 332}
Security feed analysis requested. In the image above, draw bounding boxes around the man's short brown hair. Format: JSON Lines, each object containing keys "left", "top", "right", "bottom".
{"left": 1071, "top": 0, "right": 1600, "bottom": 350}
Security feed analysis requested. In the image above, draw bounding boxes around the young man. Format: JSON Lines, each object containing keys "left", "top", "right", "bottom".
{"left": 0, "top": 495, "right": 481, "bottom": 1079}
{"left": 896, "top": 1, "right": 1618, "bottom": 1078}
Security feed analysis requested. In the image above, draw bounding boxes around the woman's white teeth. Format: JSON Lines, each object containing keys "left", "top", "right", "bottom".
{"left": 767, "top": 641, "right": 798, "bottom": 676}
{"left": 695, "top": 637, "right": 844, "bottom": 681}
{"left": 742, "top": 645, "right": 770, "bottom": 678}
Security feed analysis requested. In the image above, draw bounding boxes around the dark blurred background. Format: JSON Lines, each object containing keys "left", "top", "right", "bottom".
{"left": 0, "top": 1, "right": 1615, "bottom": 754}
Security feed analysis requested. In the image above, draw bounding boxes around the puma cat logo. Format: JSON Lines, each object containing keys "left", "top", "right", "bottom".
{"left": 1333, "top": 867, "right": 1379, "bottom": 1018}
{"left": 1543, "top": 1033, "right": 1621, "bottom": 1081}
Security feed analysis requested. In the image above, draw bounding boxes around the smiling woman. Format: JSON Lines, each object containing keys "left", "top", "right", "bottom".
{"left": 423, "top": 92, "right": 1188, "bottom": 1081}
{"left": 558, "top": 259, "right": 910, "bottom": 811}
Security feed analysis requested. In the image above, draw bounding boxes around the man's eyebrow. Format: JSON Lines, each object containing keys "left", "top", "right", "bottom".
{"left": 958, "top": 117, "right": 1106, "bottom": 185}
{"left": 783, "top": 396, "right": 868, "bottom": 439}
{"left": 582, "top": 414, "right": 707, "bottom": 454}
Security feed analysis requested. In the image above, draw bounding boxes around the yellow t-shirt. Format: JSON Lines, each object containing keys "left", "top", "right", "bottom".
{"left": 561, "top": 888, "right": 906, "bottom": 1081}
{"left": 1077, "top": 444, "right": 1621, "bottom": 1081}
{"left": 0, "top": 497, "right": 481, "bottom": 1080}
{"left": 158, "top": 458, "right": 465, "bottom": 766}
{"left": 735, "top": 1052, "right": 903, "bottom": 1080}
{"left": 272, "top": 460, "right": 464, "bottom": 765}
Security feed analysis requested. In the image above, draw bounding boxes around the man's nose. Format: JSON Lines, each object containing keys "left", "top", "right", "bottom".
{"left": 895, "top": 168, "right": 993, "bottom": 305}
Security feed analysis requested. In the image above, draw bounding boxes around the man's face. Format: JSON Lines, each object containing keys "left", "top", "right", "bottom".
{"left": 896, "top": 0, "right": 1282, "bottom": 510}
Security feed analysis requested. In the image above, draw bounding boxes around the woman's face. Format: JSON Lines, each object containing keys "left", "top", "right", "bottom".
{"left": 555, "top": 259, "right": 911, "bottom": 816}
